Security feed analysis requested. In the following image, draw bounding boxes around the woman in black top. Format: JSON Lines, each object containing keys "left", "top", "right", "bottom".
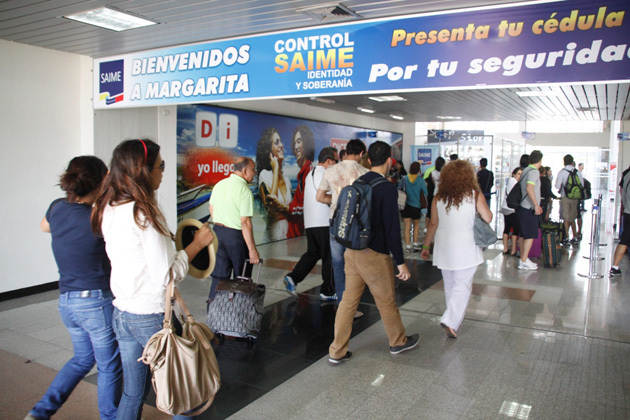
{"left": 540, "top": 166, "right": 557, "bottom": 222}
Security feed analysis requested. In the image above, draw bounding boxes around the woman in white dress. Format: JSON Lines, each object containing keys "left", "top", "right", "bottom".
{"left": 256, "top": 127, "right": 292, "bottom": 241}
{"left": 421, "top": 159, "right": 492, "bottom": 338}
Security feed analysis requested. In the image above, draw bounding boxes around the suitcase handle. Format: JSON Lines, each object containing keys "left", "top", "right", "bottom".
{"left": 237, "top": 259, "right": 264, "bottom": 283}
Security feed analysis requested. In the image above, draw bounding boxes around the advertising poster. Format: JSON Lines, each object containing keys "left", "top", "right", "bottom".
{"left": 177, "top": 104, "right": 401, "bottom": 244}
{"left": 410, "top": 145, "right": 440, "bottom": 173}
{"left": 95, "top": 0, "right": 630, "bottom": 109}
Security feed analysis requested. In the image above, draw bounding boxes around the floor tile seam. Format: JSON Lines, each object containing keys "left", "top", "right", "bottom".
{"left": 474, "top": 317, "right": 630, "bottom": 345}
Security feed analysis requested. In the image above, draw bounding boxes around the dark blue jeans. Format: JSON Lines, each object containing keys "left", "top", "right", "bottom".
{"left": 29, "top": 290, "right": 122, "bottom": 420}
{"left": 112, "top": 308, "right": 194, "bottom": 420}
{"left": 209, "top": 224, "right": 248, "bottom": 300}
{"left": 330, "top": 230, "right": 347, "bottom": 301}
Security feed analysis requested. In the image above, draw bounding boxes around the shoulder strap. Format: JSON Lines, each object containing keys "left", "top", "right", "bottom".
{"left": 310, "top": 167, "right": 317, "bottom": 190}
{"left": 368, "top": 176, "right": 389, "bottom": 187}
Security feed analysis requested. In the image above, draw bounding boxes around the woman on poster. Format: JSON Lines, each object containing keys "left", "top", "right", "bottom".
{"left": 256, "top": 127, "right": 293, "bottom": 241}
{"left": 287, "top": 125, "right": 315, "bottom": 238}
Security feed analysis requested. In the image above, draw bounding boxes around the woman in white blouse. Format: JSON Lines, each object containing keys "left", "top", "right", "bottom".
{"left": 92, "top": 139, "right": 213, "bottom": 420}
{"left": 421, "top": 160, "right": 492, "bottom": 339}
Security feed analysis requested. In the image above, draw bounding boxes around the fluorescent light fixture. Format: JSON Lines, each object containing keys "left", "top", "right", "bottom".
{"left": 310, "top": 97, "right": 336, "bottom": 104}
{"left": 516, "top": 90, "right": 558, "bottom": 97}
{"left": 389, "top": 114, "right": 404, "bottom": 120}
{"left": 65, "top": 7, "right": 157, "bottom": 31}
{"left": 357, "top": 107, "right": 375, "bottom": 114}
{"left": 576, "top": 106, "right": 597, "bottom": 112}
{"left": 436, "top": 115, "right": 461, "bottom": 120}
{"left": 368, "top": 95, "right": 407, "bottom": 102}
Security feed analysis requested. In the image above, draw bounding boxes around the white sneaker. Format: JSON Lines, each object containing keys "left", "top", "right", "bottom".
{"left": 518, "top": 259, "right": 537, "bottom": 271}
{"left": 405, "top": 245, "right": 413, "bottom": 253}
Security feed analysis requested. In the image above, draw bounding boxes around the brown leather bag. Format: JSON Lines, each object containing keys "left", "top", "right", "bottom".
{"left": 420, "top": 191, "right": 428, "bottom": 209}
{"left": 141, "top": 274, "right": 221, "bottom": 416}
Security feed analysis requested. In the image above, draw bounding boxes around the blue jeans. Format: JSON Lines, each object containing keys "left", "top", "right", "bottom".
{"left": 330, "top": 231, "right": 346, "bottom": 301}
{"left": 29, "top": 290, "right": 122, "bottom": 420}
{"left": 112, "top": 309, "right": 194, "bottom": 420}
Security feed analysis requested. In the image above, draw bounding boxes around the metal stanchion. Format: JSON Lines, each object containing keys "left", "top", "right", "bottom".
{"left": 579, "top": 195, "right": 604, "bottom": 278}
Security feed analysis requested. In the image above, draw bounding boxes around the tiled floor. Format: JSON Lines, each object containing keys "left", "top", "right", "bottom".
{"left": 2, "top": 200, "right": 630, "bottom": 419}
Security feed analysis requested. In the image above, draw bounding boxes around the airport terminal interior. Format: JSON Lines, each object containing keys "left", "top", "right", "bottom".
{"left": 2, "top": 199, "right": 630, "bottom": 419}
{"left": 1, "top": 0, "right": 630, "bottom": 419}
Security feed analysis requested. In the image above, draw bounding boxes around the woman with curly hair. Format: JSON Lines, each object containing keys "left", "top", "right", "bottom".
{"left": 421, "top": 159, "right": 492, "bottom": 339}
{"left": 256, "top": 127, "right": 292, "bottom": 241}
{"left": 287, "top": 125, "right": 315, "bottom": 238}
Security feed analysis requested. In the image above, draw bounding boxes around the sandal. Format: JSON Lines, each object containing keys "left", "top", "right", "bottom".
{"left": 440, "top": 323, "right": 457, "bottom": 339}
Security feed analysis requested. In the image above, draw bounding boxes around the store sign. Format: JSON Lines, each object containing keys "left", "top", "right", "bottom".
{"left": 427, "top": 130, "right": 484, "bottom": 143}
{"left": 617, "top": 133, "right": 630, "bottom": 141}
{"left": 94, "top": 0, "right": 630, "bottom": 109}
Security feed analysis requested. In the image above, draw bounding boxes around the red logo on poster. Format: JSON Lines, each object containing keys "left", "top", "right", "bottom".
{"left": 182, "top": 148, "right": 237, "bottom": 188}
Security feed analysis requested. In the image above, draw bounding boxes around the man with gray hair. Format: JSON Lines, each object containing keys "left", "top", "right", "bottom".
{"left": 208, "top": 156, "right": 260, "bottom": 300}
{"left": 284, "top": 147, "right": 338, "bottom": 300}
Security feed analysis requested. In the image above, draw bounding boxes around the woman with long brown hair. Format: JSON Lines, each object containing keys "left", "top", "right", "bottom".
{"left": 256, "top": 127, "right": 292, "bottom": 241}
{"left": 421, "top": 160, "right": 492, "bottom": 339}
{"left": 92, "top": 139, "right": 213, "bottom": 420}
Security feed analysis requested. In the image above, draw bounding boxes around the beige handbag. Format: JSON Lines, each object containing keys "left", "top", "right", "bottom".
{"left": 140, "top": 274, "right": 221, "bottom": 416}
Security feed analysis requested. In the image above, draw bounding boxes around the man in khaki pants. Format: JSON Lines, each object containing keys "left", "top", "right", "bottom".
{"left": 328, "top": 141, "right": 419, "bottom": 364}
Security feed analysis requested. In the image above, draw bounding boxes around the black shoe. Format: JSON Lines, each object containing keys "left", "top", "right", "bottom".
{"left": 329, "top": 351, "right": 352, "bottom": 365}
{"left": 390, "top": 334, "right": 420, "bottom": 354}
{"left": 610, "top": 267, "right": 621, "bottom": 277}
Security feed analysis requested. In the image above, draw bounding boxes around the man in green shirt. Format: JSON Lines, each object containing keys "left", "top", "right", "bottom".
{"left": 208, "top": 157, "right": 260, "bottom": 299}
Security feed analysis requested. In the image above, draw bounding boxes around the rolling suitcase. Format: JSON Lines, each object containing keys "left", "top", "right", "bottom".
{"left": 542, "top": 231, "right": 561, "bottom": 268}
{"left": 541, "top": 220, "right": 565, "bottom": 242}
{"left": 206, "top": 259, "right": 265, "bottom": 345}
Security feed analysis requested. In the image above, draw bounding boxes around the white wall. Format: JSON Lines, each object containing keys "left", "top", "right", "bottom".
{"left": 93, "top": 106, "right": 178, "bottom": 230}
{"left": 0, "top": 40, "right": 93, "bottom": 293}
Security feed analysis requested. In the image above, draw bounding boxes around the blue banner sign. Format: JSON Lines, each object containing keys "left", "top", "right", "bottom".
{"left": 94, "top": 0, "right": 630, "bottom": 109}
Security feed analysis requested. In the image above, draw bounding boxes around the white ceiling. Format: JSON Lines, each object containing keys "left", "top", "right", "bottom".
{"left": 1, "top": 0, "right": 627, "bottom": 122}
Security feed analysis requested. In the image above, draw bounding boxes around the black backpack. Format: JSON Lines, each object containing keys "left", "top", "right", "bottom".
{"left": 583, "top": 178, "right": 592, "bottom": 199}
{"left": 331, "top": 176, "right": 388, "bottom": 250}
{"left": 506, "top": 167, "right": 531, "bottom": 209}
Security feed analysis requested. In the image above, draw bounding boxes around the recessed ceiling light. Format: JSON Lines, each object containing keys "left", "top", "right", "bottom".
{"left": 389, "top": 114, "right": 404, "bottom": 120}
{"left": 357, "top": 107, "right": 375, "bottom": 114}
{"left": 310, "top": 97, "right": 336, "bottom": 104}
{"left": 516, "top": 90, "right": 558, "bottom": 97}
{"left": 65, "top": 7, "right": 157, "bottom": 31}
{"left": 436, "top": 115, "right": 461, "bottom": 120}
{"left": 368, "top": 95, "right": 407, "bottom": 102}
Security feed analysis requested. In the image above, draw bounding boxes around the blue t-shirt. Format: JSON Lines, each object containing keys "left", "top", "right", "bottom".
{"left": 46, "top": 198, "right": 111, "bottom": 293}
{"left": 402, "top": 175, "right": 428, "bottom": 209}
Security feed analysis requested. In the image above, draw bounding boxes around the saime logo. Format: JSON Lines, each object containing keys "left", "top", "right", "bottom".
{"left": 99, "top": 60, "right": 124, "bottom": 105}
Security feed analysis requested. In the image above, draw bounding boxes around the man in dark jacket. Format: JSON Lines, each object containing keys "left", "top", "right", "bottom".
{"left": 328, "top": 141, "right": 419, "bottom": 364}
{"left": 477, "top": 157, "right": 494, "bottom": 207}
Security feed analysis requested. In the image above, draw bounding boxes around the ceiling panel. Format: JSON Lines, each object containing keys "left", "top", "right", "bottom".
{"left": 0, "top": 0, "right": 627, "bottom": 122}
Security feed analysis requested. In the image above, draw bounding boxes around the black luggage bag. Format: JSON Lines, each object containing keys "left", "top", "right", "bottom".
{"left": 206, "top": 259, "right": 265, "bottom": 345}
{"left": 542, "top": 231, "right": 561, "bottom": 268}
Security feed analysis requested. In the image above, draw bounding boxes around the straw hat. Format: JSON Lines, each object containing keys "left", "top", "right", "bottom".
{"left": 175, "top": 218, "right": 218, "bottom": 279}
